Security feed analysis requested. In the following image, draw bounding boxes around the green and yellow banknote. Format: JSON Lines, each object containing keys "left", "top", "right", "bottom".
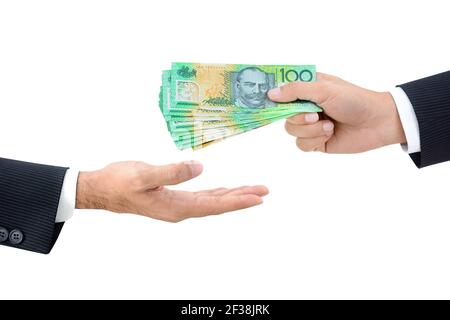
{"left": 159, "top": 62, "right": 322, "bottom": 150}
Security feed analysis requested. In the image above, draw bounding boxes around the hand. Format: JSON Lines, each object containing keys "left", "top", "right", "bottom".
{"left": 268, "top": 73, "right": 407, "bottom": 153}
{"left": 75, "top": 161, "right": 268, "bottom": 222}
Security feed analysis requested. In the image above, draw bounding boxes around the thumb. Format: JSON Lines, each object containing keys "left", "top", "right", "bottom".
{"left": 145, "top": 160, "right": 203, "bottom": 188}
{"left": 268, "top": 80, "right": 329, "bottom": 105}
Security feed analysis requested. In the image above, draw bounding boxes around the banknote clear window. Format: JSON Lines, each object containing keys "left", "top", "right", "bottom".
{"left": 176, "top": 80, "right": 200, "bottom": 103}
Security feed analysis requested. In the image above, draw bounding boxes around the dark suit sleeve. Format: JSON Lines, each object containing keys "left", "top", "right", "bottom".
{"left": 0, "top": 157, "right": 68, "bottom": 254}
{"left": 398, "top": 71, "right": 450, "bottom": 168}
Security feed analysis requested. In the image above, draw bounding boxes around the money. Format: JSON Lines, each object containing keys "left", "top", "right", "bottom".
{"left": 159, "top": 63, "right": 322, "bottom": 150}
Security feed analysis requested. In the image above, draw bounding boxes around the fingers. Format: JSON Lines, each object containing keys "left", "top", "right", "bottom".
{"left": 295, "top": 136, "right": 330, "bottom": 152}
{"left": 196, "top": 185, "right": 269, "bottom": 196}
{"left": 188, "top": 193, "right": 265, "bottom": 217}
{"left": 268, "top": 80, "right": 330, "bottom": 105}
{"left": 196, "top": 187, "right": 228, "bottom": 195}
{"left": 223, "top": 185, "right": 269, "bottom": 197}
{"left": 197, "top": 185, "right": 269, "bottom": 197}
{"left": 285, "top": 118, "right": 334, "bottom": 138}
{"left": 286, "top": 113, "right": 319, "bottom": 125}
{"left": 143, "top": 160, "right": 203, "bottom": 188}
{"left": 156, "top": 185, "right": 269, "bottom": 221}
{"left": 283, "top": 113, "right": 334, "bottom": 153}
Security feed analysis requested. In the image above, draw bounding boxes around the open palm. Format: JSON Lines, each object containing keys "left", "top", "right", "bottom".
{"left": 75, "top": 161, "right": 268, "bottom": 222}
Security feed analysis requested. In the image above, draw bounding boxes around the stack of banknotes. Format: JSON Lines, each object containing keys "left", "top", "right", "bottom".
{"left": 159, "top": 62, "right": 322, "bottom": 150}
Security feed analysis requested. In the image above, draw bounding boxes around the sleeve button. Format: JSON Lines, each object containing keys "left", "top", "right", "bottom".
{"left": 0, "top": 227, "right": 8, "bottom": 243}
{"left": 9, "top": 229, "right": 24, "bottom": 245}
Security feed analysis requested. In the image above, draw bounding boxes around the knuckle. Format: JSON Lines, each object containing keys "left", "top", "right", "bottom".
{"left": 167, "top": 165, "right": 183, "bottom": 182}
{"left": 314, "top": 81, "right": 327, "bottom": 92}
{"left": 131, "top": 169, "right": 147, "bottom": 188}
{"left": 282, "top": 81, "right": 300, "bottom": 92}
{"left": 314, "top": 123, "right": 325, "bottom": 135}
{"left": 166, "top": 216, "right": 183, "bottom": 223}
{"left": 285, "top": 123, "right": 302, "bottom": 137}
{"left": 288, "top": 114, "right": 305, "bottom": 124}
{"left": 296, "top": 138, "right": 305, "bottom": 150}
{"left": 284, "top": 121, "right": 293, "bottom": 133}
{"left": 162, "top": 210, "right": 185, "bottom": 223}
{"left": 296, "top": 138, "right": 313, "bottom": 152}
{"left": 291, "top": 81, "right": 303, "bottom": 90}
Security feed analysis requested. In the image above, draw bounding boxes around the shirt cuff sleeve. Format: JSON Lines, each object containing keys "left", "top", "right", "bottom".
{"left": 390, "top": 87, "right": 421, "bottom": 153}
{"left": 55, "top": 168, "right": 79, "bottom": 223}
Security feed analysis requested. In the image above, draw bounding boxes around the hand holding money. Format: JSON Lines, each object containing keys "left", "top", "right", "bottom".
{"left": 159, "top": 63, "right": 322, "bottom": 150}
{"left": 270, "top": 73, "right": 407, "bottom": 153}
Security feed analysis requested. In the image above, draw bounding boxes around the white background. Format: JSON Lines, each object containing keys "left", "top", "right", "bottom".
{"left": 0, "top": 0, "right": 449, "bottom": 299}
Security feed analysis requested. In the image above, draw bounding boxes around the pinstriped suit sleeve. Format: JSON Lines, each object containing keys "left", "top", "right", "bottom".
{"left": 0, "top": 157, "right": 68, "bottom": 254}
{"left": 398, "top": 71, "right": 450, "bottom": 168}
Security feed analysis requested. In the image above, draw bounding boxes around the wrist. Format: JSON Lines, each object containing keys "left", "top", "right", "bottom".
{"left": 375, "top": 91, "right": 407, "bottom": 147}
{"left": 75, "top": 171, "right": 107, "bottom": 210}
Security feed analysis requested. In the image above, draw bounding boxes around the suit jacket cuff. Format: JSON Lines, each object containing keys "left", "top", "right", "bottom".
{"left": 0, "top": 158, "right": 68, "bottom": 254}
{"left": 397, "top": 71, "right": 450, "bottom": 168}
{"left": 390, "top": 87, "right": 421, "bottom": 153}
{"left": 55, "top": 168, "right": 79, "bottom": 223}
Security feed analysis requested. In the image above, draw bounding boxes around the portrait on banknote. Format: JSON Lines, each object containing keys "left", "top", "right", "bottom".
{"left": 231, "top": 67, "right": 276, "bottom": 109}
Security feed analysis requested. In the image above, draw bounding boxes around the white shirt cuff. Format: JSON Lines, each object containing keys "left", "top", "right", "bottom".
{"left": 390, "top": 87, "right": 421, "bottom": 153}
{"left": 55, "top": 168, "right": 79, "bottom": 223}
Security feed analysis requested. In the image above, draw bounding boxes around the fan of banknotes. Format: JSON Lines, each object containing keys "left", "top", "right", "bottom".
{"left": 159, "top": 62, "right": 322, "bottom": 150}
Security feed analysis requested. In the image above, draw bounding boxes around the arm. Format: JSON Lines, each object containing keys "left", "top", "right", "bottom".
{"left": 1, "top": 159, "right": 268, "bottom": 254}
{"left": 398, "top": 71, "right": 450, "bottom": 167}
{"left": 0, "top": 157, "right": 68, "bottom": 254}
{"left": 74, "top": 161, "right": 268, "bottom": 222}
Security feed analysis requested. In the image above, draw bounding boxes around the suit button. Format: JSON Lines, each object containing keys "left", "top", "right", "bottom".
{"left": 0, "top": 227, "right": 8, "bottom": 243}
{"left": 9, "top": 229, "right": 23, "bottom": 245}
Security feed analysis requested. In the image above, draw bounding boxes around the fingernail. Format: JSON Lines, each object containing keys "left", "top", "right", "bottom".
{"left": 305, "top": 113, "right": 319, "bottom": 123}
{"left": 268, "top": 87, "right": 281, "bottom": 99}
{"left": 183, "top": 160, "right": 203, "bottom": 177}
{"left": 323, "top": 121, "right": 334, "bottom": 132}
